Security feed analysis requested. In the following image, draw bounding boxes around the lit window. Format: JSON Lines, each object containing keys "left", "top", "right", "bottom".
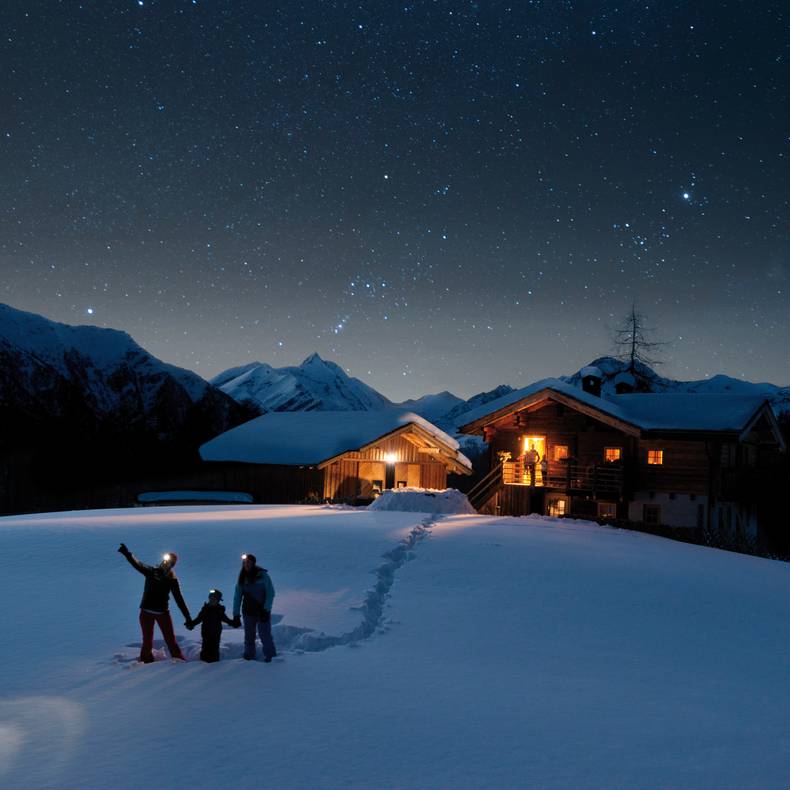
{"left": 598, "top": 502, "right": 617, "bottom": 521}
{"left": 647, "top": 449, "right": 664, "bottom": 465}
{"left": 604, "top": 447, "right": 622, "bottom": 463}
{"left": 553, "top": 445, "right": 569, "bottom": 461}
{"left": 547, "top": 496, "right": 567, "bottom": 517}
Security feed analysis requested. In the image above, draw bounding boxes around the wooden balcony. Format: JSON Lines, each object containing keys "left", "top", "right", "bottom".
{"left": 502, "top": 460, "right": 624, "bottom": 496}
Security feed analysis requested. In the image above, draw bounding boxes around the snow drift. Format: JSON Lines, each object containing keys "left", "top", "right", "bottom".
{"left": 368, "top": 487, "right": 476, "bottom": 514}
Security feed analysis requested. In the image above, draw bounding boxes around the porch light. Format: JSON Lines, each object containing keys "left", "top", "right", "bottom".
{"left": 384, "top": 453, "right": 397, "bottom": 464}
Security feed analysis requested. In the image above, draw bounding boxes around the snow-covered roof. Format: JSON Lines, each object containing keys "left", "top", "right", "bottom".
{"left": 579, "top": 365, "right": 603, "bottom": 379}
{"left": 459, "top": 377, "right": 775, "bottom": 435}
{"left": 200, "top": 409, "right": 472, "bottom": 470}
{"left": 613, "top": 371, "right": 636, "bottom": 385}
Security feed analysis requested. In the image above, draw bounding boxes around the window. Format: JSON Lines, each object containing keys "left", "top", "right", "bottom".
{"left": 604, "top": 447, "right": 622, "bottom": 463}
{"left": 371, "top": 480, "right": 383, "bottom": 493}
{"left": 643, "top": 504, "right": 661, "bottom": 526}
{"left": 720, "top": 444, "right": 736, "bottom": 468}
{"left": 647, "top": 449, "right": 664, "bottom": 465}
{"left": 547, "top": 496, "right": 568, "bottom": 517}
{"left": 553, "top": 445, "right": 569, "bottom": 461}
{"left": 396, "top": 480, "right": 407, "bottom": 489}
{"left": 598, "top": 502, "right": 617, "bottom": 521}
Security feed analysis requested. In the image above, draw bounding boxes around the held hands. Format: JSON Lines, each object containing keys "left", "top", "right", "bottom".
{"left": 231, "top": 616, "right": 241, "bottom": 628}
{"left": 185, "top": 619, "right": 195, "bottom": 631}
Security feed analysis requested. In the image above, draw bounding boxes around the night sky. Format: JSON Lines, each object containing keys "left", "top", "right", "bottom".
{"left": 2, "top": 1, "right": 788, "bottom": 400}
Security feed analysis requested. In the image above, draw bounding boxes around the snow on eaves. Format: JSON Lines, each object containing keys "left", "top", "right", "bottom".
{"left": 459, "top": 377, "right": 773, "bottom": 433}
{"left": 200, "top": 409, "right": 472, "bottom": 469}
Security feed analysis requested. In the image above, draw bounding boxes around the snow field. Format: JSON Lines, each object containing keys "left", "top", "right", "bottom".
{"left": 2, "top": 506, "right": 790, "bottom": 788}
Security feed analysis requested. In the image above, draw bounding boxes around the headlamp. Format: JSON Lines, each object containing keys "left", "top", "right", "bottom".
{"left": 241, "top": 554, "right": 248, "bottom": 560}
{"left": 163, "top": 553, "right": 172, "bottom": 563}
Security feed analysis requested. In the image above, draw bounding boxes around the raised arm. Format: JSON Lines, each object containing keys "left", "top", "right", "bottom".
{"left": 117, "top": 544, "right": 153, "bottom": 577}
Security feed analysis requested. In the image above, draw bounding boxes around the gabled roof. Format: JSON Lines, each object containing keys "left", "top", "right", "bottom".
{"left": 459, "top": 377, "right": 782, "bottom": 442}
{"left": 200, "top": 409, "right": 473, "bottom": 471}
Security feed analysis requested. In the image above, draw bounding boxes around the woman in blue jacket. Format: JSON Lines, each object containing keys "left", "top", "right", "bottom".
{"left": 233, "top": 553, "right": 276, "bottom": 662}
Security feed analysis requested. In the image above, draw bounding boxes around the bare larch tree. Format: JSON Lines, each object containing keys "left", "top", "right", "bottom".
{"left": 612, "top": 305, "right": 667, "bottom": 374}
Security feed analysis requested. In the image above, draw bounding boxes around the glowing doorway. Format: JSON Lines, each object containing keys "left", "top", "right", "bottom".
{"left": 521, "top": 435, "right": 547, "bottom": 485}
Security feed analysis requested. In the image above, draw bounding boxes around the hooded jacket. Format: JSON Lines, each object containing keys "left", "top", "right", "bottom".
{"left": 122, "top": 551, "right": 191, "bottom": 620}
{"left": 233, "top": 566, "right": 275, "bottom": 619}
{"left": 192, "top": 602, "right": 234, "bottom": 638}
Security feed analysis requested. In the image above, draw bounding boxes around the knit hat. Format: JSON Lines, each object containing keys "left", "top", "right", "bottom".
{"left": 208, "top": 588, "right": 223, "bottom": 601}
{"left": 241, "top": 553, "right": 257, "bottom": 564}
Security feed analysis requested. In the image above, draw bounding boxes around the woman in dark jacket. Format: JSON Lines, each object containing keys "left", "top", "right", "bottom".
{"left": 118, "top": 543, "right": 193, "bottom": 663}
{"left": 232, "top": 553, "right": 276, "bottom": 662}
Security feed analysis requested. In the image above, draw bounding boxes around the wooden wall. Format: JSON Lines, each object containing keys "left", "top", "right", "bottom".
{"left": 481, "top": 401, "right": 719, "bottom": 511}
{"left": 323, "top": 434, "right": 448, "bottom": 501}
{"left": 486, "top": 402, "right": 633, "bottom": 469}
{"left": 635, "top": 438, "right": 711, "bottom": 494}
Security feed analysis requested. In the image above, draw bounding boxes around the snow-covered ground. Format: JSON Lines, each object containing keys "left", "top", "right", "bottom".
{"left": 2, "top": 505, "right": 790, "bottom": 789}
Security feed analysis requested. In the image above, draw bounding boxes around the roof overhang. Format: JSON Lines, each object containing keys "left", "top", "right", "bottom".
{"left": 739, "top": 402, "right": 786, "bottom": 451}
{"left": 459, "top": 388, "right": 641, "bottom": 438}
{"left": 317, "top": 422, "right": 472, "bottom": 475}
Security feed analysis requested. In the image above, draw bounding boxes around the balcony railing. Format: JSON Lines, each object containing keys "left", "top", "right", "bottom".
{"left": 503, "top": 460, "right": 624, "bottom": 495}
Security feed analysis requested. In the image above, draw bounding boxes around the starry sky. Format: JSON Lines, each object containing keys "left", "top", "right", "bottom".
{"left": 2, "top": 1, "right": 788, "bottom": 400}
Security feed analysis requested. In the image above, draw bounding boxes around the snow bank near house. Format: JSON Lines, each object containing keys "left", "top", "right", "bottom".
{"left": 368, "top": 487, "right": 476, "bottom": 514}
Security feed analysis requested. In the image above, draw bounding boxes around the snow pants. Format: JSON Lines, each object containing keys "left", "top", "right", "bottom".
{"left": 139, "top": 610, "right": 184, "bottom": 662}
{"left": 200, "top": 635, "right": 221, "bottom": 663}
{"left": 243, "top": 614, "right": 276, "bottom": 661}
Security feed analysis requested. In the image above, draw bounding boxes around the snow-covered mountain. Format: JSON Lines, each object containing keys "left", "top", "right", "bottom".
{"left": 439, "top": 384, "right": 517, "bottom": 428}
{"left": 562, "top": 356, "right": 790, "bottom": 414}
{"left": 0, "top": 303, "right": 251, "bottom": 442}
{"left": 212, "top": 353, "right": 394, "bottom": 413}
{"left": 398, "top": 391, "right": 465, "bottom": 423}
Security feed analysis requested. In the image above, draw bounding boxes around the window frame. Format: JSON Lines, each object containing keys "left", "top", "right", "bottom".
{"left": 597, "top": 502, "right": 617, "bottom": 521}
{"left": 647, "top": 448, "right": 664, "bottom": 466}
{"left": 603, "top": 446, "right": 622, "bottom": 464}
{"left": 643, "top": 504, "right": 661, "bottom": 526}
{"left": 553, "top": 444, "right": 569, "bottom": 462}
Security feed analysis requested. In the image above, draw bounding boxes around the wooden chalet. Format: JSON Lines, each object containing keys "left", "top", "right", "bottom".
{"left": 460, "top": 370, "right": 785, "bottom": 539}
{"left": 199, "top": 410, "right": 471, "bottom": 504}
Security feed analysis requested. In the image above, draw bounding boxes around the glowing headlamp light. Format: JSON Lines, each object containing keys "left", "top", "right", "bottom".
{"left": 162, "top": 553, "right": 172, "bottom": 563}
{"left": 241, "top": 553, "right": 248, "bottom": 560}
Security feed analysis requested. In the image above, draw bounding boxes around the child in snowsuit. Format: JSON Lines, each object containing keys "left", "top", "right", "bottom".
{"left": 187, "top": 589, "right": 235, "bottom": 663}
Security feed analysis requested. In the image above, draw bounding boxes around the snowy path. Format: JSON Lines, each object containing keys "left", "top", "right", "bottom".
{"left": 2, "top": 507, "right": 790, "bottom": 788}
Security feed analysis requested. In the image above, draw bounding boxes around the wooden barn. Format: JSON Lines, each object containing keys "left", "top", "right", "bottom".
{"left": 199, "top": 410, "right": 472, "bottom": 504}
{"left": 460, "top": 370, "right": 785, "bottom": 540}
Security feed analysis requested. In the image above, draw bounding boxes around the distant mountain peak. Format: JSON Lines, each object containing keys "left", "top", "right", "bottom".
{"left": 214, "top": 354, "right": 392, "bottom": 413}
{"left": 301, "top": 352, "right": 325, "bottom": 366}
{"left": 0, "top": 302, "right": 254, "bottom": 447}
